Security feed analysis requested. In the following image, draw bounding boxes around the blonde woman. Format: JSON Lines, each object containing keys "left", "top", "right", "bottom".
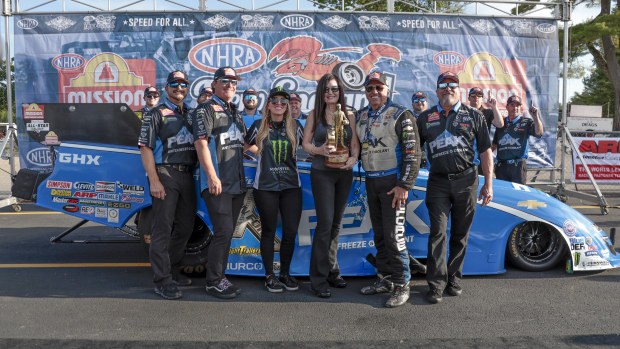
{"left": 245, "top": 87, "right": 304, "bottom": 293}
{"left": 302, "top": 74, "right": 360, "bottom": 298}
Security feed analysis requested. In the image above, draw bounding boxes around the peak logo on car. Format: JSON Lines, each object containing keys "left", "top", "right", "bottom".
{"left": 189, "top": 38, "right": 266, "bottom": 74}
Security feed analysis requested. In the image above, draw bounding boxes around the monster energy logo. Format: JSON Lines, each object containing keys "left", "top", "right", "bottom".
{"left": 272, "top": 139, "right": 289, "bottom": 164}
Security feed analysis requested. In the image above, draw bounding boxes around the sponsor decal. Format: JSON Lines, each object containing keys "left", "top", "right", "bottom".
{"left": 108, "top": 208, "right": 119, "bottom": 223}
{"left": 536, "top": 23, "right": 557, "bottom": 34}
{"left": 46, "top": 180, "right": 72, "bottom": 189}
{"left": 107, "top": 201, "right": 131, "bottom": 209}
{"left": 17, "top": 18, "right": 39, "bottom": 29}
{"left": 517, "top": 200, "right": 547, "bottom": 209}
{"left": 161, "top": 108, "right": 174, "bottom": 116}
{"left": 226, "top": 262, "right": 263, "bottom": 271}
{"left": 58, "top": 153, "right": 100, "bottom": 165}
{"left": 80, "top": 206, "right": 95, "bottom": 215}
{"left": 203, "top": 14, "right": 233, "bottom": 29}
{"left": 73, "top": 182, "right": 95, "bottom": 191}
{"left": 98, "top": 193, "right": 120, "bottom": 201}
{"left": 52, "top": 54, "right": 86, "bottom": 71}
{"left": 95, "top": 181, "right": 116, "bottom": 192}
{"left": 503, "top": 19, "right": 532, "bottom": 34}
{"left": 44, "top": 131, "right": 60, "bottom": 145}
{"left": 471, "top": 19, "right": 495, "bottom": 33}
{"left": 280, "top": 15, "right": 314, "bottom": 30}
{"left": 52, "top": 197, "right": 78, "bottom": 204}
{"left": 585, "top": 237, "right": 593, "bottom": 245}
{"left": 26, "top": 147, "right": 55, "bottom": 167}
{"left": 79, "top": 199, "right": 106, "bottom": 207}
{"left": 62, "top": 204, "right": 79, "bottom": 213}
{"left": 241, "top": 14, "right": 274, "bottom": 29}
{"left": 46, "top": 16, "right": 76, "bottom": 31}
{"left": 321, "top": 15, "right": 351, "bottom": 30}
{"left": 563, "top": 219, "right": 577, "bottom": 237}
{"left": 189, "top": 38, "right": 267, "bottom": 75}
{"left": 434, "top": 51, "right": 465, "bottom": 67}
{"left": 358, "top": 15, "right": 390, "bottom": 30}
{"left": 23, "top": 103, "right": 44, "bottom": 119}
{"left": 95, "top": 207, "right": 107, "bottom": 218}
{"left": 83, "top": 15, "right": 116, "bottom": 30}
{"left": 428, "top": 112, "right": 440, "bottom": 122}
{"left": 229, "top": 245, "right": 261, "bottom": 256}
{"left": 570, "top": 242, "right": 585, "bottom": 251}
{"left": 73, "top": 191, "right": 97, "bottom": 199}
{"left": 212, "top": 105, "right": 224, "bottom": 112}
{"left": 26, "top": 122, "right": 50, "bottom": 132}
{"left": 585, "top": 251, "right": 599, "bottom": 257}
{"left": 121, "top": 195, "right": 144, "bottom": 203}
{"left": 51, "top": 189, "right": 72, "bottom": 197}
{"left": 124, "top": 17, "right": 192, "bottom": 27}
{"left": 116, "top": 182, "right": 145, "bottom": 196}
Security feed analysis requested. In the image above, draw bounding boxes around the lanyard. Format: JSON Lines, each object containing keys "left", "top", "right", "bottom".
{"left": 364, "top": 102, "right": 388, "bottom": 143}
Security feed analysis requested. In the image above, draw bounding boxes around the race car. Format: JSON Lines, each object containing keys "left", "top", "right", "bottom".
{"left": 22, "top": 103, "right": 619, "bottom": 276}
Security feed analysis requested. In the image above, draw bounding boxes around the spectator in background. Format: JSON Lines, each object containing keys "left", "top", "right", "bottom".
{"left": 197, "top": 87, "right": 213, "bottom": 104}
{"left": 141, "top": 86, "right": 160, "bottom": 112}
{"left": 468, "top": 87, "right": 503, "bottom": 133}
{"left": 411, "top": 91, "right": 428, "bottom": 119}
{"left": 290, "top": 93, "right": 307, "bottom": 119}
{"left": 241, "top": 88, "right": 262, "bottom": 124}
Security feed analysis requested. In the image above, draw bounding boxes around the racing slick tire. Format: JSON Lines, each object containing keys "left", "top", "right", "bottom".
{"left": 137, "top": 206, "right": 212, "bottom": 276}
{"left": 333, "top": 62, "right": 365, "bottom": 90}
{"left": 506, "top": 221, "right": 568, "bottom": 271}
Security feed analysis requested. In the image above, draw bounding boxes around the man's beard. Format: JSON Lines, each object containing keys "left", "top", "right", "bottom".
{"left": 439, "top": 93, "right": 457, "bottom": 107}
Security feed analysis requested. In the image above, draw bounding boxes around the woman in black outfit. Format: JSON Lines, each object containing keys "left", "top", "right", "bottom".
{"left": 245, "top": 87, "right": 304, "bottom": 293}
{"left": 302, "top": 74, "right": 360, "bottom": 298}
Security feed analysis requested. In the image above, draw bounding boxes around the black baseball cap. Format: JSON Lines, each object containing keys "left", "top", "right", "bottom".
{"left": 268, "top": 86, "right": 290, "bottom": 100}
{"left": 437, "top": 71, "right": 459, "bottom": 84}
{"left": 144, "top": 86, "right": 160, "bottom": 96}
{"left": 363, "top": 71, "right": 387, "bottom": 86}
{"left": 213, "top": 66, "right": 242, "bottom": 81}
{"left": 167, "top": 71, "right": 189, "bottom": 84}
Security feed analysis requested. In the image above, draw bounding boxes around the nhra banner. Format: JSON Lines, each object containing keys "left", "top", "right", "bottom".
{"left": 14, "top": 12, "right": 559, "bottom": 170}
{"left": 571, "top": 137, "right": 620, "bottom": 183}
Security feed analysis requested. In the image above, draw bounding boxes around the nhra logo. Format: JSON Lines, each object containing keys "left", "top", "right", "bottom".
{"left": 536, "top": 23, "right": 557, "bottom": 34}
{"left": 280, "top": 15, "right": 314, "bottom": 30}
{"left": 188, "top": 38, "right": 267, "bottom": 74}
{"left": 26, "top": 147, "right": 56, "bottom": 167}
{"left": 17, "top": 18, "right": 38, "bottom": 29}
{"left": 52, "top": 54, "right": 86, "bottom": 71}
{"left": 433, "top": 52, "right": 465, "bottom": 67}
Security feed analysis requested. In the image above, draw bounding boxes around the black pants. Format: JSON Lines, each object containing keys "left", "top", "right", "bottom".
{"left": 253, "top": 187, "right": 302, "bottom": 275}
{"left": 425, "top": 170, "right": 478, "bottom": 290}
{"left": 202, "top": 190, "right": 245, "bottom": 286}
{"left": 309, "top": 168, "right": 352, "bottom": 291}
{"left": 149, "top": 166, "right": 196, "bottom": 287}
{"left": 496, "top": 160, "right": 527, "bottom": 185}
{"left": 366, "top": 174, "right": 411, "bottom": 285}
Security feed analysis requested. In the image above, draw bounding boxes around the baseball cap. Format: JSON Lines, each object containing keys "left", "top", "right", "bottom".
{"left": 214, "top": 66, "right": 242, "bottom": 81}
{"left": 144, "top": 86, "right": 160, "bottom": 96}
{"left": 437, "top": 71, "right": 459, "bottom": 84}
{"left": 411, "top": 91, "right": 426, "bottom": 102}
{"left": 363, "top": 71, "right": 387, "bottom": 86}
{"left": 243, "top": 89, "right": 258, "bottom": 97}
{"left": 289, "top": 93, "right": 301, "bottom": 102}
{"left": 199, "top": 87, "right": 213, "bottom": 96}
{"left": 469, "top": 87, "right": 483, "bottom": 96}
{"left": 507, "top": 95, "right": 522, "bottom": 105}
{"left": 167, "top": 71, "right": 189, "bottom": 84}
{"left": 268, "top": 86, "right": 290, "bottom": 100}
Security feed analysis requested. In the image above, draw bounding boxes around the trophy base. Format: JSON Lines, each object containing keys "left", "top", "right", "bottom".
{"left": 324, "top": 147, "right": 349, "bottom": 168}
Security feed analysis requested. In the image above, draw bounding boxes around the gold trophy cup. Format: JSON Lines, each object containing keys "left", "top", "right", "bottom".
{"left": 324, "top": 103, "right": 350, "bottom": 168}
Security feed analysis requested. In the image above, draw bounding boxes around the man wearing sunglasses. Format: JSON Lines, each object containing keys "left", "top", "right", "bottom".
{"left": 141, "top": 86, "right": 160, "bottom": 112}
{"left": 416, "top": 71, "right": 493, "bottom": 304}
{"left": 468, "top": 87, "right": 503, "bottom": 133}
{"left": 241, "top": 89, "right": 262, "bottom": 124}
{"left": 197, "top": 86, "right": 213, "bottom": 105}
{"left": 138, "top": 71, "right": 197, "bottom": 300}
{"left": 355, "top": 71, "right": 421, "bottom": 308}
{"left": 411, "top": 91, "right": 428, "bottom": 119}
{"left": 191, "top": 66, "right": 247, "bottom": 299}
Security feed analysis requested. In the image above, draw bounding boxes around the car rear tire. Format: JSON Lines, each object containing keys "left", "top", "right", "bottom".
{"left": 506, "top": 221, "right": 567, "bottom": 271}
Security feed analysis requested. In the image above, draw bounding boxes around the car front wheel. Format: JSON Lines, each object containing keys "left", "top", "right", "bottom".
{"left": 506, "top": 221, "right": 568, "bottom": 271}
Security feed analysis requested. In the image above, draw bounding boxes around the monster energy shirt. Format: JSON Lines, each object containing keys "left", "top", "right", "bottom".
{"left": 191, "top": 95, "right": 247, "bottom": 195}
{"left": 138, "top": 99, "right": 197, "bottom": 165}
{"left": 245, "top": 119, "right": 304, "bottom": 191}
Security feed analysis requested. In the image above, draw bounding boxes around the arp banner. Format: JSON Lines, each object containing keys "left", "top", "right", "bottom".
{"left": 571, "top": 137, "right": 620, "bottom": 183}
{"left": 14, "top": 12, "right": 559, "bottom": 171}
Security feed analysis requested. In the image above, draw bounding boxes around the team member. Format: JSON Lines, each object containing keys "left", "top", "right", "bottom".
{"left": 241, "top": 88, "right": 262, "bottom": 124}
{"left": 290, "top": 93, "right": 307, "bottom": 119}
{"left": 493, "top": 95, "right": 543, "bottom": 185}
{"left": 416, "top": 72, "right": 493, "bottom": 304}
{"left": 141, "top": 86, "right": 160, "bottom": 112}
{"left": 411, "top": 91, "right": 428, "bottom": 119}
{"left": 138, "top": 71, "right": 196, "bottom": 300}
{"left": 197, "top": 87, "right": 213, "bottom": 104}
{"left": 468, "top": 87, "right": 503, "bottom": 175}
{"left": 356, "top": 72, "right": 421, "bottom": 308}
{"left": 302, "top": 73, "right": 360, "bottom": 298}
{"left": 192, "top": 66, "right": 247, "bottom": 299}
{"left": 245, "top": 87, "right": 304, "bottom": 292}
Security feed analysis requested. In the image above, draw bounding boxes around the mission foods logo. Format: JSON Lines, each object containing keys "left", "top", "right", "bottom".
{"left": 188, "top": 38, "right": 267, "bottom": 74}
{"left": 57, "top": 53, "right": 155, "bottom": 110}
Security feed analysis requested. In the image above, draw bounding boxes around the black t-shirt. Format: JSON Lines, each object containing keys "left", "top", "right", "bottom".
{"left": 245, "top": 119, "right": 304, "bottom": 191}
{"left": 416, "top": 102, "right": 491, "bottom": 175}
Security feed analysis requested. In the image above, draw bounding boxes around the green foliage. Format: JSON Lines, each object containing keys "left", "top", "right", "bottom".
{"left": 570, "top": 66, "right": 616, "bottom": 117}
{"left": 311, "top": 0, "right": 464, "bottom": 13}
{"left": 0, "top": 58, "right": 16, "bottom": 123}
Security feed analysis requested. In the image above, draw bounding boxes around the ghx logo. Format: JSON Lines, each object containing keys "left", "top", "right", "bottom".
{"left": 58, "top": 153, "right": 101, "bottom": 165}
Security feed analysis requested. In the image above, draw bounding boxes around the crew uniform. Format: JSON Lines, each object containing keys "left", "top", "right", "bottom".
{"left": 191, "top": 94, "right": 247, "bottom": 288}
{"left": 356, "top": 99, "right": 420, "bottom": 287}
{"left": 245, "top": 118, "right": 304, "bottom": 279}
{"left": 416, "top": 100, "right": 491, "bottom": 291}
{"left": 493, "top": 113, "right": 541, "bottom": 185}
{"left": 138, "top": 98, "right": 197, "bottom": 289}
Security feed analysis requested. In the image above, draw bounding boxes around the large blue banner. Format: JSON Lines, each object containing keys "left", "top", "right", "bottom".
{"left": 14, "top": 12, "right": 559, "bottom": 170}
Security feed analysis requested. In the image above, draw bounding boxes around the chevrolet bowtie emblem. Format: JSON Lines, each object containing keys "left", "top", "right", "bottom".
{"left": 518, "top": 200, "right": 547, "bottom": 209}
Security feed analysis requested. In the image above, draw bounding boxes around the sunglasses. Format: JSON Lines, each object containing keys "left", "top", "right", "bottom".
{"left": 244, "top": 95, "right": 258, "bottom": 101}
{"left": 438, "top": 82, "right": 459, "bottom": 89}
{"left": 412, "top": 98, "right": 426, "bottom": 103}
{"left": 168, "top": 82, "right": 188, "bottom": 88}
{"left": 269, "top": 97, "right": 289, "bottom": 105}
{"left": 365, "top": 85, "right": 384, "bottom": 93}
{"left": 145, "top": 95, "right": 159, "bottom": 99}
{"left": 470, "top": 93, "right": 483, "bottom": 98}
{"left": 219, "top": 79, "right": 238, "bottom": 86}
{"left": 324, "top": 86, "right": 340, "bottom": 94}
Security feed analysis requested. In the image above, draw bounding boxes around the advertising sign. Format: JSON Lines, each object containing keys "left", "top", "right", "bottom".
{"left": 571, "top": 137, "right": 620, "bottom": 183}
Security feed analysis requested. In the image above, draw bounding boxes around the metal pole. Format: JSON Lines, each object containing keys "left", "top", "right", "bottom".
{"left": 4, "top": 2, "right": 15, "bottom": 178}
{"left": 559, "top": 0, "right": 571, "bottom": 186}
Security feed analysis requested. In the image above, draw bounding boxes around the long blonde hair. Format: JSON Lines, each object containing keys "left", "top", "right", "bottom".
{"left": 255, "top": 100, "right": 297, "bottom": 156}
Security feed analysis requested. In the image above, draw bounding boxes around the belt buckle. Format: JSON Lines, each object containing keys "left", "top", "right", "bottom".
{"left": 447, "top": 173, "right": 456, "bottom": 180}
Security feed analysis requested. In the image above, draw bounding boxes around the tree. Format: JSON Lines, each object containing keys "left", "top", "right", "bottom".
{"left": 570, "top": 66, "right": 616, "bottom": 115}
{"left": 0, "top": 58, "right": 15, "bottom": 123}
{"left": 312, "top": 0, "right": 464, "bottom": 13}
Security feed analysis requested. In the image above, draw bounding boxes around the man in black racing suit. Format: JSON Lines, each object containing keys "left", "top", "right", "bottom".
{"left": 355, "top": 71, "right": 421, "bottom": 308}
{"left": 192, "top": 66, "right": 247, "bottom": 299}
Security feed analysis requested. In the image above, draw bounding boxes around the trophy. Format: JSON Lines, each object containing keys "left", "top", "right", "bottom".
{"left": 324, "top": 103, "right": 350, "bottom": 168}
